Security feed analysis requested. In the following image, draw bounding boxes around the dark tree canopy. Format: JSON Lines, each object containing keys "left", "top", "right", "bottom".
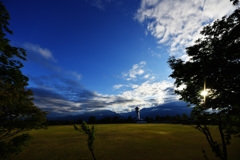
{"left": 168, "top": 6, "right": 240, "bottom": 160}
{"left": 230, "top": 0, "right": 239, "bottom": 5}
{"left": 88, "top": 116, "right": 97, "bottom": 124}
{"left": 0, "top": 1, "right": 47, "bottom": 158}
{"left": 169, "top": 8, "right": 240, "bottom": 110}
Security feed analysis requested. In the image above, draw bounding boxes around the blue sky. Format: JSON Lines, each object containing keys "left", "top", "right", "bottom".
{"left": 3, "top": 0, "right": 236, "bottom": 115}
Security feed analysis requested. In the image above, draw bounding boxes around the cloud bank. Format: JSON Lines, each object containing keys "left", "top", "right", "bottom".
{"left": 32, "top": 75, "right": 178, "bottom": 114}
{"left": 30, "top": 60, "right": 179, "bottom": 114}
{"left": 135, "top": 0, "right": 235, "bottom": 58}
{"left": 111, "top": 61, "right": 180, "bottom": 113}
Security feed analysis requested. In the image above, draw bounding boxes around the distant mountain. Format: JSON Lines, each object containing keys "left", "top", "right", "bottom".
{"left": 47, "top": 110, "right": 120, "bottom": 121}
{"left": 120, "top": 101, "right": 192, "bottom": 119}
{"left": 47, "top": 101, "right": 192, "bottom": 121}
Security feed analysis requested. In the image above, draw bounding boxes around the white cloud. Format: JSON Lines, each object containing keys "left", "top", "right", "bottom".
{"left": 131, "top": 84, "right": 139, "bottom": 89}
{"left": 113, "top": 84, "right": 140, "bottom": 90}
{"left": 23, "top": 43, "right": 57, "bottom": 62}
{"left": 176, "top": 84, "right": 186, "bottom": 91}
{"left": 113, "top": 84, "right": 124, "bottom": 89}
{"left": 98, "top": 80, "right": 178, "bottom": 113}
{"left": 143, "top": 74, "right": 150, "bottom": 79}
{"left": 121, "top": 80, "right": 175, "bottom": 101}
{"left": 122, "top": 61, "right": 146, "bottom": 81}
{"left": 114, "top": 80, "right": 178, "bottom": 112}
{"left": 150, "top": 76, "right": 155, "bottom": 80}
{"left": 135, "top": 0, "right": 236, "bottom": 58}
{"left": 140, "top": 61, "right": 146, "bottom": 65}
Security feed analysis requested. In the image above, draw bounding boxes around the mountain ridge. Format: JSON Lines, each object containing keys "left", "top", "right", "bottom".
{"left": 47, "top": 101, "right": 192, "bottom": 121}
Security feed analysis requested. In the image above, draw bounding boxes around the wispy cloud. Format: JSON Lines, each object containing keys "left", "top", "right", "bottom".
{"left": 135, "top": 0, "right": 235, "bottom": 58}
{"left": 67, "top": 71, "right": 82, "bottom": 80}
{"left": 23, "top": 42, "right": 82, "bottom": 80}
{"left": 85, "top": 0, "right": 114, "bottom": 11}
{"left": 148, "top": 47, "right": 161, "bottom": 57}
{"left": 23, "top": 43, "right": 57, "bottom": 62}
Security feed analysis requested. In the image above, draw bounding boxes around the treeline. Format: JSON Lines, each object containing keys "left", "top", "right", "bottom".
{"left": 47, "top": 113, "right": 192, "bottom": 125}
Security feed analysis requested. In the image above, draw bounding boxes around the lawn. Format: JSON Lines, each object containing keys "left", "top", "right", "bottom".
{"left": 5, "top": 124, "right": 240, "bottom": 160}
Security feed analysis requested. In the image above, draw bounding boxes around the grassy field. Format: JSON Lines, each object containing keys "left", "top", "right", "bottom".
{"left": 5, "top": 124, "right": 240, "bottom": 160}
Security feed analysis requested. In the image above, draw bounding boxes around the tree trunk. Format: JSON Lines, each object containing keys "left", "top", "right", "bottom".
{"left": 90, "top": 149, "right": 96, "bottom": 160}
{"left": 219, "top": 124, "right": 228, "bottom": 160}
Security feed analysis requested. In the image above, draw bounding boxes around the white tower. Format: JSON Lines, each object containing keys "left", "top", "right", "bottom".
{"left": 135, "top": 107, "right": 140, "bottom": 120}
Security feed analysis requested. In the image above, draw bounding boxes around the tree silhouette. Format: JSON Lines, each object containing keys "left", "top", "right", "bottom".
{"left": 88, "top": 116, "right": 97, "bottom": 124}
{"left": 230, "top": 0, "right": 239, "bottom": 5}
{"left": 74, "top": 121, "right": 96, "bottom": 160}
{"left": 127, "top": 116, "right": 134, "bottom": 123}
{"left": 181, "top": 113, "right": 188, "bottom": 124}
{"left": 0, "top": 1, "right": 47, "bottom": 158}
{"left": 168, "top": 3, "right": 240, "bottom": 160}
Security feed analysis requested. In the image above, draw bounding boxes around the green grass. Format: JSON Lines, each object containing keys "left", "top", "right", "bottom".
{"left": 6, "top": 124, "right": 240, "bottom": 160}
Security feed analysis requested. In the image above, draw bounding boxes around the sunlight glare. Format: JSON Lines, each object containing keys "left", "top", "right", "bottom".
{"left": 201, "top": 90, "right": 208, "bottom": 96}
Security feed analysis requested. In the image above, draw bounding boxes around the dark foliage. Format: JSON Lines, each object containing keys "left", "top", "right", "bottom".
{"left": 88, "top": 116, "right": 97, "bottom": 124}
{"left": 168, "top": 5, "right": 240, "bottom": 160}
{"left": 0, "top": 1, "right": 47, "bottom": 158}
{"left": 230, "top": 0, "right": 239, "bottom": 5}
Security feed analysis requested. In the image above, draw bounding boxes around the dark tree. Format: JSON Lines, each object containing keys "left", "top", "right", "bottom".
{"left": 168, "top": 5, "right": 240, "bottom": 160}
{"left": 181, "top": 113, "right": 188, "bottom": 124}
{"left": 112, "top": 116, "right": 120, "bottom": 123}
{"left": 144, "top": 116, "right": 154, "bottom": 123}
{"left": 230, "top": 0, "right": 239, "bottom": 5}
{"left": 88, "top": 116, "right": 97, "bottom": 124}
{"left": 175, "top": 114, "right": 181, "bottom": 123}
{"left": 144, "top": 116, "right": 150, "bottom": 123}
{"left": 127, "top": 116, "right": 134, "bottom": 123}
{"left": 0, "top": 1, "right": 47, "bottom": 158}
{"left": 76, "top": 119, "right": 83, "bottom": 124}
{"left": 155, "top": 115, "right": 161, "bottom": 122}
